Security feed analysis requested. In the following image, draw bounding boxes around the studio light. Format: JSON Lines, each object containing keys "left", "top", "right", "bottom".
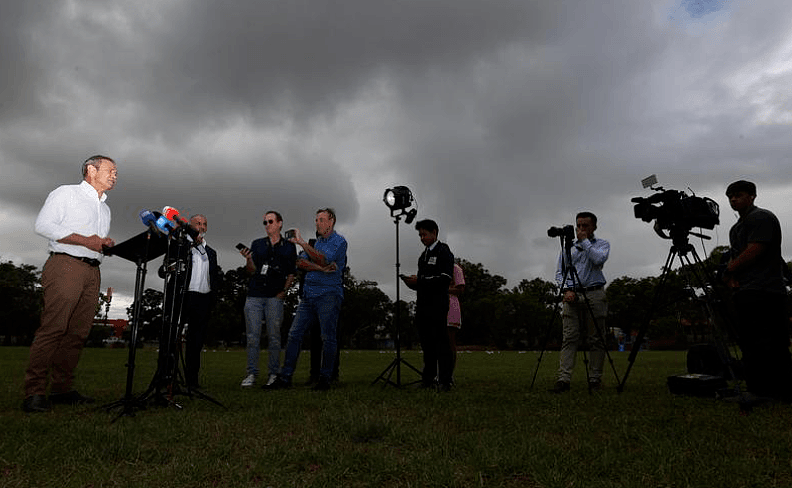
{"left": 383, "top": 186, "right": 416, "bottom": 222}
{"left": 373, "top": 185, "right": 421, "bottom": 387}
{"left": 383, "top": 186, "right": 413, "bottom": 210}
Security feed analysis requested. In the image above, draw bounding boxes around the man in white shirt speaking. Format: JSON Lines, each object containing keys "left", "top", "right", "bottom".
{"left": 23, "top": 155, "right": 117, "bottom": 413}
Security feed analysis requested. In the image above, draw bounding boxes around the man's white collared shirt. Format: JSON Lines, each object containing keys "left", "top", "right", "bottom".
{"left": 35, "top": 180, "right": 111, "bottom": 260}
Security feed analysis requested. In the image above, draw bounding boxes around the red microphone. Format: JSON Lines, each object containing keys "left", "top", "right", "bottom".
{"left": 162, "top": 206, "right": 189, "bottom": 226}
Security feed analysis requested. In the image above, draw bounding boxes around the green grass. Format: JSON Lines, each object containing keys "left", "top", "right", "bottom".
{"left": 2, "top": 347, "right": 792, "bottom": 487}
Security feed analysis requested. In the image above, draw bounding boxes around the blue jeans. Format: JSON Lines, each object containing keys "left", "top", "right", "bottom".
{"left": 281, "top": 293, "right": 342, "bottom": 381}
{"left": 244, "top": 296, "right": 284, "bottom": 377}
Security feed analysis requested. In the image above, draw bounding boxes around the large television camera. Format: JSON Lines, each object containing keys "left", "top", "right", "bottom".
{"left": 631, "top": 186, "right": 719, "bottom": 239}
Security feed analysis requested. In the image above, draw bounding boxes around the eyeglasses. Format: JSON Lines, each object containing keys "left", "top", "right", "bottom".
{"left": 264, "top": 219, "right": 277, "bottom": 225}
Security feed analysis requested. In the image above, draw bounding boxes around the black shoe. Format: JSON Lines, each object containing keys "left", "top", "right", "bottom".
{"left": 262, "top": 376, "right": 291, "bottom": 390}
{"left": 49, "top": 390, "right": 95, "bottom": 405}
{"left": 21, "top": 394, "right": 52, "bottom": 413}
{"left": 549, "top": 381, "right": 570, "bottom": 393}
{"left": 312, "top": 378, "right": 332, "bottom": 391}
{"left": 438, "top": 383, "right": 453, "bottom": 393}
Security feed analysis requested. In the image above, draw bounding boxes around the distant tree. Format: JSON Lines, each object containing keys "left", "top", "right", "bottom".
{"left": 502, "top": 278, "right": 558, "bottom": 349}
{"left": 0, "top": 261, "right": 42, "bottom": 345}
{"left": 455, "top": 258, "right": 507, "bottom": 346}
{"left": 207, "top": 265, "right": 246, "bottom": 346}
{"left": 126, "top": 288, "right": 164, "bottom": 342}
{"left": 341, "top": 276, "right": 392, "bottom": 349}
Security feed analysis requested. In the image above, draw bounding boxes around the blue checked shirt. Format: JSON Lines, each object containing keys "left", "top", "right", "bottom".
{"left": 555, "top": 236, "right": 610, "bottom": 289}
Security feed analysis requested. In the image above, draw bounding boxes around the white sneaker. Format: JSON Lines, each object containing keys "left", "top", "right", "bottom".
{"left": 266, "top": 374, "right": 278, "bottom": 386}
{"left": 240, "top": 374, "right": 256, "bottom": 388}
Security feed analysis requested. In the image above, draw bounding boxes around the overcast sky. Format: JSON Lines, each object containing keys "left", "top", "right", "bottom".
{"left": 3, "top": 0, "right": 792, "bottom": 318}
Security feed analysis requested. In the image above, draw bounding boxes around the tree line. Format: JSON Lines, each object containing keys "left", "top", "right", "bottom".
{"left": 3, "top": 247, "right": 791, "bottom": 349}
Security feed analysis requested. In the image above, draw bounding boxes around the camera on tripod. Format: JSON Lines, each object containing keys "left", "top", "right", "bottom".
{"left": 631, "top": 186, "right": 719, "bottom": 239}
{"left": 547, "top": 224, "right": 575, "bottom": 241}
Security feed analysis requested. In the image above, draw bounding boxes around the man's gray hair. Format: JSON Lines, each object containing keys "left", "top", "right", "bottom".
{"left": 82, "top": 155, "right": 115, "bottom": 178}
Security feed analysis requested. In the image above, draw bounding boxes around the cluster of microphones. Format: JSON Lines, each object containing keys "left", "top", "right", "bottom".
{"left": 139, "top": 206, "right": 198, "bottom": 240}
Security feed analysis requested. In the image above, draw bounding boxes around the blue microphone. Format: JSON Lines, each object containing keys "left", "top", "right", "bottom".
{"left": 139, "top": 210, "right": 163, "bottom": 236}
{"left": 154, "top": 211, "right": 175, "bottom": 235}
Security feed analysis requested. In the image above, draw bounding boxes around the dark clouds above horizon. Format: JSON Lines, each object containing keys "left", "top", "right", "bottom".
{"left": 3, "top": 0, "right": 792, "bottom": 317}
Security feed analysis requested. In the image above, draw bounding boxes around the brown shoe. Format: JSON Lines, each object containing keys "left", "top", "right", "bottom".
{"left": 21, "top": 394, "right": 52, "bottom": 413}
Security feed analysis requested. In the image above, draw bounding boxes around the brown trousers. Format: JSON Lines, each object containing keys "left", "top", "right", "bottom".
{"left": 24, "top": 254, "right": 100, "bottom": 396}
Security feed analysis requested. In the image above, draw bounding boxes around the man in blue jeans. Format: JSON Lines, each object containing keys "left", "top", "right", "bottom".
{"left": 238, "top": 210, "right": 296, "bottom": 388}
{"left": 266, "top": 208, "right": 347, "bottom": 391}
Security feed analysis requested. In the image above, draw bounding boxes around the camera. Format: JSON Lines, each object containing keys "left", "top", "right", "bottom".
{"left": 547, "top": 224, "right": 575, "bottom": 240}
{"left": 631, "top": 187, "right": 719, "bottom": 238}
{"left": 285, "top": 229, "right": 296, "bottom": 240}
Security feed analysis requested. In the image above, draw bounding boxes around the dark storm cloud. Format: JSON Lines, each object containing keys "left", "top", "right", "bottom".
{"left": 3, "top": 0, "right": 792, "bottom": 316}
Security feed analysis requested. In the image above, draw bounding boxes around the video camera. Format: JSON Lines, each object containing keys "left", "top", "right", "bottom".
{"left": 631, "top": 186, "right": 719, "bottom": 239}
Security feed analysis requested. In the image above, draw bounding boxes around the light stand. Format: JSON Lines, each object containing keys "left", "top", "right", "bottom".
{"left": 372, "top": 187, "right": 421, "bottom": 387}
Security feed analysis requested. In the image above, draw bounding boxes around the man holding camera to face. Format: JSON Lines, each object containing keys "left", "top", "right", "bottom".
{"left": 238, "top": 211, "right": 297, "bottom": 388}
{"left": 266, "top": 208, "right": 347, "bottom": 391}
{"left": 550, "top": 211, "right": 610, "bottom": 393}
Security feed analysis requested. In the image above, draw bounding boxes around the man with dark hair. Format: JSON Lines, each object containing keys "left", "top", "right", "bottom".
{"left": 238, "top": 210, "right": 297, "bottom": 388}
{"left": 401, "top": 219, "right": 455, "bottom": 391}
{"left": 550, "top": 211, "right": 610, "bottom": 393}
{"left": 724, "top": 180, "right": 792, "bottom": 401}
{"left": 181, "top": 214, "right": 221, "bottom": 389}
{"left": 266, "top": 208, "right": 347, "bottom": 391}
{"left": 23, "top": 155, "right": 117, "bottom": 412}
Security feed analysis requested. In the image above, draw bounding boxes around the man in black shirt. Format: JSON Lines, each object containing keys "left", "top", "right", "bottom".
{"left": 724, "top": 180, "right": 792, "bottom": 401}
{"left": 238, "top": 211, "right": 297, "bottom": 387}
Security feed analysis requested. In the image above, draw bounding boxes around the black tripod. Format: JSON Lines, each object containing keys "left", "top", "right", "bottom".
{"left": 372, "top": 212, "right": 422, "bottom": 387}
{"left": 618, "top": 226, "right": 744, "bottom": 399}
{"left": 102, "top": 228, "right": 168, "bottom": 421}
{"left": 530, "top": 231, "right": 620, "bottom": 391}
{"left": 136, "top": 226, "right": 224, "bottom": 410}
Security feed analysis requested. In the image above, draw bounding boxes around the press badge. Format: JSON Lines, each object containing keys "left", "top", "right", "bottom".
{"left": 428, "top": 257, "right": 437, "bottom": 265}
{"left": 260, "top": 264, "right": 269, "bottom": 275}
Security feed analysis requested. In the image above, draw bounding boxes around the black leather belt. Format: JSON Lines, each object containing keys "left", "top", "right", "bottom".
{"left": 564, "top": 285, "right": 604, "bottom": 293}
{"left": 51, "top": 252, "right": 101, "bottom": 267}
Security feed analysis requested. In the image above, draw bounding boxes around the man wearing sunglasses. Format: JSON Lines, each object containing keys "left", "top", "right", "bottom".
{"left": 238, "top": 211, "right": 297, "bottom": 388}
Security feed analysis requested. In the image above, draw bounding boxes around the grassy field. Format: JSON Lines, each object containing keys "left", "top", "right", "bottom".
{"left": 2, "top": 346, "right": 792, "bottom": 487}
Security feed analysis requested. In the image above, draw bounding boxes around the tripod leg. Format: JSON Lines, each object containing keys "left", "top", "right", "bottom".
{"left": 618, "top": 247, "right": 677, "bottom": 393}
{"left": 529, "top": 299, "right": 563, "bottom": 389}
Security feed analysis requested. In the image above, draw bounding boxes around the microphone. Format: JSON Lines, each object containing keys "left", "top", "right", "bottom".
{"left": 161, "top": 206, "right": 200, "bottom": 242}
{"left": 139, "top": 210, "right": 162, "bottom": 236}
{"left": 162, "top": 206, "right": 189, "bottom": 227}
{"left": 155, "top": 210, "right": 176, "bottom": 235}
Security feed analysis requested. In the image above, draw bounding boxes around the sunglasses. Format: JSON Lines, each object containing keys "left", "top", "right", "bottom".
{"left": 264, "top": 219, "right": 277, "bottom": 225}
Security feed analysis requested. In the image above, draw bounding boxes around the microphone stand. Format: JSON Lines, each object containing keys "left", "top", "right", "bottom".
{"left": 101, "top": 227, "right": 168, "bottom": 421}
